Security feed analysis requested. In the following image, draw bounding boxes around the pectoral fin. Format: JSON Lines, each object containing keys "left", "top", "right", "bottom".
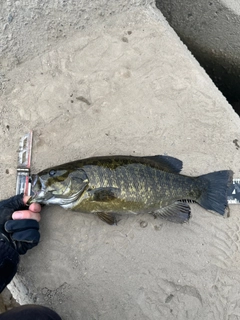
{"left": 92, "top": 187, "right": 120, "bottom": 202}
{"left": 152, "top": 202, "right": 191, "bottom": 223}
{"left": 96, "top": 212, "right": 117, "bottom": 225}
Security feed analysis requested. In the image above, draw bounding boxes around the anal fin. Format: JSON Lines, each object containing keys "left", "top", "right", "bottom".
{"left": 152, "top": 202, "right": 191, "bottom": 224}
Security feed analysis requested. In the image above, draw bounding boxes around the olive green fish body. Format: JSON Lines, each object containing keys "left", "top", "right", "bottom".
{"left": 30, "top": 155, "right": 233, "bottom": 224}
{"left": 73, "top": 164, "right": 200, "bottom": 213}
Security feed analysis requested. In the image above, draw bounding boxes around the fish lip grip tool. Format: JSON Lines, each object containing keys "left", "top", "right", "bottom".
{"left": 16, "top": 131, "right": 33, "bottom": 196}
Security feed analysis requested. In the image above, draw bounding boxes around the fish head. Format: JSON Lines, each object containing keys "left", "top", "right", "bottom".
{"left": 30, "top": 166, "right": 88, "bottom": 206}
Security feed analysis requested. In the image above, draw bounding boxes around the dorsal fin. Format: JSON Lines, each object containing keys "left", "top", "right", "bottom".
{"left": 142, "top": 155, "right": 183, "bottom": 173}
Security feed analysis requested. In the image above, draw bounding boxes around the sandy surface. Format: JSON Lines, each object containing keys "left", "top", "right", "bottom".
{"left": 1, "top": 4, "right": 240, "bottom": 320}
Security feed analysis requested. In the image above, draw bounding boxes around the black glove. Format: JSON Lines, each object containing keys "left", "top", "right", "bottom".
{"left": 0, "top": 194, "right": 40, "bottom": 255}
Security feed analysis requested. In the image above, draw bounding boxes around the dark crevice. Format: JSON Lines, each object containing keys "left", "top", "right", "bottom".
{"left": 155, "top": 1, "right": 240, "bottom": 116}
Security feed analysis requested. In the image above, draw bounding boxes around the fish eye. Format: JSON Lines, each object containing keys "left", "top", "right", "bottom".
{"left": 49, "top": 169, "right": 56, "bottom": 177}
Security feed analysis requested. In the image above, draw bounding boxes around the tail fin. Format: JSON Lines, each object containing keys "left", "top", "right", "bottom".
{"left": 197, "top": 170, "right": 233, "bottom": 215}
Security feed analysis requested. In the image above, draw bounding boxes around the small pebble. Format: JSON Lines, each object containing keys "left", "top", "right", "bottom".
{"left": 140, "top": 220, "right": 148, "bottom": 228}
{"left": 122, "top": 36, "right": 128, "bottom": 43}
{"left": 8, "top": 14, "right": 13, "bottom": 23}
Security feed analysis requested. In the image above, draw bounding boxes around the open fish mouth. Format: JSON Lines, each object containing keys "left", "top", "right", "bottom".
{"left": 30, "top": 179, "right": 83, "bottom": 206}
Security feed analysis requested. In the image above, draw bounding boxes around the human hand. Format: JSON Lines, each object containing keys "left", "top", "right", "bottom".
{"left": 0, "top": 194, "right": 41, "bottom": 255}
{"left": 12, "top": 196, "right": 41, "bottom": 222}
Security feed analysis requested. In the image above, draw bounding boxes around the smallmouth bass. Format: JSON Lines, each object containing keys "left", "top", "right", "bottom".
{"left": 29, "top": 155, "right": 233, "bottom": 224}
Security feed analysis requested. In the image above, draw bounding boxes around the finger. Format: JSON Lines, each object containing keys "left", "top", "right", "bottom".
{"left": 29, "top": 203, "right": 42, "bottom": 213}
{"left": 23, "top": 196, "right": 41, "bottom": 212}
{"left": 12, "top": 210, "right": 41, "bottom": 222}
{"left": 23, "top": 196, "right": 30, "bottom": 205}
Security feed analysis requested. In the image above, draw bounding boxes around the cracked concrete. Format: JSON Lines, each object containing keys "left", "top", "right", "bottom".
{"left": 0, "top": 1, "right": 240, "bottom": 320}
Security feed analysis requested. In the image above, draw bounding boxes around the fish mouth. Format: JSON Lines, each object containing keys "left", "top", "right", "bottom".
{"left": 30, "top": 178, "right": 83, "bottom": 205}
{"left": 34, "top": 188, "right": 83, "bottom": 205}
{"left": 30, "top": 174, "right": 39, "bottom": 190}
{"left": 53, "top": 188, "right": 83, "bottom": 204}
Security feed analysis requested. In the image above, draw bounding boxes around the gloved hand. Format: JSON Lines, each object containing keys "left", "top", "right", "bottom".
{"left": 0, "top": 194, "right": 41, "bottom": 255}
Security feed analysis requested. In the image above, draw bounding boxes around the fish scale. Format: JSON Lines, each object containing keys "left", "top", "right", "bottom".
{"left": 68, "top": 164, "right": 208, "bottom": 210}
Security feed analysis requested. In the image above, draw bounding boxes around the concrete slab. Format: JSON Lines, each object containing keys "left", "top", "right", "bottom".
{"left": 156, "top": 0, "right": 240, "bottom": 103}
{"left": 0, "top": 0, "right": 154, "bottom": 72}
{"left": 1, "top": 4, "right": 240, "bottom": 320}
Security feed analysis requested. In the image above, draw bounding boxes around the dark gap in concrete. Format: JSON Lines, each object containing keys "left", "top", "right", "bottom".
{"left": 155, "top": 1, "right": 240, "bottom": 116}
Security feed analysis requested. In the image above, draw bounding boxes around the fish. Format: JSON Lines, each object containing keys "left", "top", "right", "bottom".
{"left": 29, "top": 155, "right": 233, "bottom": 225}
